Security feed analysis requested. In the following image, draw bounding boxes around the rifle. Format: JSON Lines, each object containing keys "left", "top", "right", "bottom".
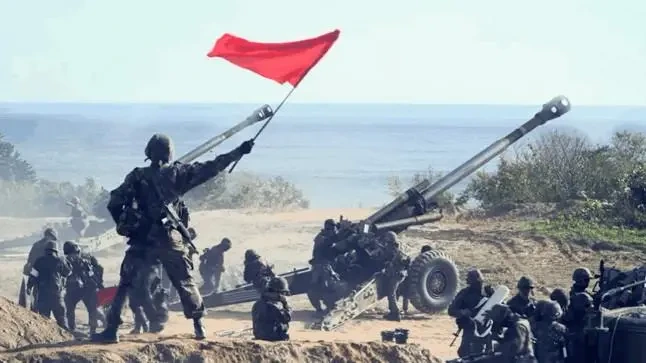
{"left": 594, "top": 259, "right": 605, "bottom": 309}
{"left": 150, "top": 178, "right": 198, "bottom": 255}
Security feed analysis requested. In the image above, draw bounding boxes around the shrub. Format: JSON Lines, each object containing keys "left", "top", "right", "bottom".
{"left": 460, "top": 129, "right": 646, "bottom": 227}
{"left": 0, "top": 133, "right": 36, "bottom": 183}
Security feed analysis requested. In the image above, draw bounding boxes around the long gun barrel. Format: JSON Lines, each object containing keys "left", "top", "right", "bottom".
{"left": 365, "top": 95, "right": 571, "bottom": 232}
{"left": 177, "top": 105, "right": 273, "bottom": 164}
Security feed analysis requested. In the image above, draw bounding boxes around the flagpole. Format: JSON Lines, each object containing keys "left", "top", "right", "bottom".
{"left": 228, "top": 86, "right": 297, "bottom": 173}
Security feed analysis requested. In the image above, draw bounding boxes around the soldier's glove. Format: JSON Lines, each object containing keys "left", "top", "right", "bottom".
{"left": 239, "top": 139, "right": 255, "bottom": 155}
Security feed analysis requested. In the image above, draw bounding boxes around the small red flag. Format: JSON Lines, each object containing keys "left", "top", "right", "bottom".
{"left": 207, "top": 29, "right": 340, "bottom": 87}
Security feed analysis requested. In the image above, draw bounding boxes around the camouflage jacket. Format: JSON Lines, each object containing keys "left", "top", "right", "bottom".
{"left": 107, "top": 148, "right": 243, "bottom": 245}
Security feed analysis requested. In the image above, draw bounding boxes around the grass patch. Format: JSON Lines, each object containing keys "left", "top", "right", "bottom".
{"left": 522, "top": 218, "right": 646, "bottom": 249}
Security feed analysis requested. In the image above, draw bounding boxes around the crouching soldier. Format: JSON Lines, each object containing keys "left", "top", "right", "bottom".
{"left": 252, "top": 276, "right": 292, "bottom": 342}
{"left": 244, "top": 249, "right": 275, "bottom": 292}
{"left": 485, "top": 304, "right": 537, "bottom": 363}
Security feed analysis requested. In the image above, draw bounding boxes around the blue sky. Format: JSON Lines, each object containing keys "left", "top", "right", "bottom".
{"left": 1, "top": 0, "right": 645, "bottom": 105}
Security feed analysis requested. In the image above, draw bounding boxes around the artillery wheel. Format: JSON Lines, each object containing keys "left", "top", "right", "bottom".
{"left": 408, "top": 250, "right": 459, "bottom": 314}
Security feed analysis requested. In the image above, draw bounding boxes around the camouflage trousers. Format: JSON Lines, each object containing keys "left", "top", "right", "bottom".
{"left": 65, "top": 286, "right": 105, "bottom": 333}
{"left": 36, "top": 291, "right": 68, "bottom": 330}
{"left": 128, "top": 260, "right": 168, "bottom": 326}
{"left": 106, "top": 245, "right": 203, "bottom": 328}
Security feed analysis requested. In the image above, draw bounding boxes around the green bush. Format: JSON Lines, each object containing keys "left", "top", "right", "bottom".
{"left": 0, "top": 132, "right": 309, "bottom": 217}
{"left": 460, "top": 129, "right": 646, "bottom": 228}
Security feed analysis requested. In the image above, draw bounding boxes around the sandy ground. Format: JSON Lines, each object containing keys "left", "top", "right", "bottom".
{"left": 0, "top": 208, "right": 644, "bottom": 360}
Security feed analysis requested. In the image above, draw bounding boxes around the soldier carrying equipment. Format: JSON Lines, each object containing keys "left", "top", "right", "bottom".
{"left": 63, "top": 241, "right": 106, "bottom": 334}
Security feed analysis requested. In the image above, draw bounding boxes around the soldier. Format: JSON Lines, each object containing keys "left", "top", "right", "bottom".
{"left": 398, "top": 245, "right": 432, "bottom": 314}
{"left": 533, "top": 301, "right": 567, "bottom": 363}
{"left": 485, "top": 304, "right": 537, "bottom": 363}
{"left": 199, "top": 237, "right": 231, "bottom": 294}
{"left": 21, "top": 227, "right": 59, "bottom": 310}
{"left": 448, "top": 268, "right": 495, "bottom": 357}
{"left": 549, "top": 288, "right": 569, "bottom": 319}
{"left": 26, "top": 240, "right": 71, "bottom": 330}
{"left": 507, "top": 276, "right": 537, "bottom": 319}
{"left": 252, "top": 276, "right": 292, "bottom": 342}
{"left": 308, "top": 219, "right": 342, "bottom": 315}
{"left": 91, "top": 133, "right": 254, "bottom": 343}
{"left": 128, "top": 258, "right": 166, "bottom": 334}
{"left": 67, "top": 196, "right": 90, "bottom": 237}
{"left": 379, "top": 232, "right": 410, "bottom": 322}
{"left": 562, "top": 268, "right": 594, "bottom": 363}
{"left": 243, "top": 249, "right": 275, "bottom": 292}
{"left": 63, "top": 241, "right": 106, "bottom": 334}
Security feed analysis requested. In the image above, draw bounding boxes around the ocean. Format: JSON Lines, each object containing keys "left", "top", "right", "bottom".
{"left": 1, "top": 102, "right": 645, "bottom": 208}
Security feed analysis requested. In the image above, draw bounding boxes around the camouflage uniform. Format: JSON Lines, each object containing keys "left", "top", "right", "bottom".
{"left": 562, "top": 268, "right": 593, "bottom": 363}
{"left": 91, "top": 133, "right": 254, "bottom": 343}
{"left": 27, "top": 241, "right": 71, "bottom": 330}
{"left": 243, "top": 249, "right": 275, "bottom": 292}
{"left": 485, "top": 304, "right": 537, "bottom": 363}
{"left": 199, "top": 238, "right": 231, "bottom": 294}
{"left": 308, "top": 219, "right": 341, "bottom": 314}
{"left": 21, "top": 228, "right": 59, "bottom": 311}
{"left": 252, "top": 276, "right": 292, "bottom": 342}
{"left": 448, "top": 269, "right": 495, "bottom": 357}
{"left": 127, "top": 257, "right": 167, "bottom": 334}
{"left": 533, "top": 301, "right": 567, "bottom": 363}
{"left": 63, "top": 241, "right": 106, "bottom": 334}
{"left": 379, "top": 232, "right": 410, "bottom": 321}
{"left": 507, "top": 276, "right": 537, "bottom": 319}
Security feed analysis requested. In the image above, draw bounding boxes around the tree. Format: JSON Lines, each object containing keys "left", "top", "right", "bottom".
{"left": 0, "top": 133, "right": 36, "bottom": 182}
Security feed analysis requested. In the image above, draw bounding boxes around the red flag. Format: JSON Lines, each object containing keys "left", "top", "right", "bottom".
{"left": 207, "top": 29, "right": 340, "bottom": 87}
{"left": 96, "top": 286, "right": 117, "bottom": 307}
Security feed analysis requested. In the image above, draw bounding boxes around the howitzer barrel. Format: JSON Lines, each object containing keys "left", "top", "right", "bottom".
{"left": 365, "top": 95, "right": 571, "bottom": 227}
{"left": 176, "top": 105, "right": 273, "bottom": 164}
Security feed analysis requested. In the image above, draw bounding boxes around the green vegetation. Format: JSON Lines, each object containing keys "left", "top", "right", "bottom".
{"left": 388, "top": 129, "right": 646, "bottom": 248}
{"left": 0, "top": 132, "right": 309, "bottom": 218}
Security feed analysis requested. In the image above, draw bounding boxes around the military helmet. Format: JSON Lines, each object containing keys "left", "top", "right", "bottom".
{"left": 484, "top": 304, "right": 511, "bottom": 324}
{"left": 572, "top": 268, "right": 592, "bottom": 283}
{"left": 466, "top": 268, "right": 484, "bottom": 284}
{"left": 44, "top": 240, "right": 58, "bottom": 252}
{"left": 421, "top": 245, "right": 432, "bottom": 253}
{"left": 543, "top": 300, "right": 563, "bottom": 320}
{"left": 549, "top": 288, "right": 569, "bottom": 306}
{"left": 70, "top": 196, "right": 80, "bottom": 205}
{"left": 220, "top": 237, "right": 232, "bottom": 250}
{"left": 43, "top": 227, "right": 58, "bottom": 241}
{"left": 267, "top": 276, "right": 290, "bottom": 294}
{"left": 144, "top": 133, "right": 174, "bottom": 164}
{"left": 63, "top": 241, "right": 80, "bottom": 255}
{"left": 245, "top": 249, "right": 259, "bottom": 261}
{"left": 323, "top": 219, "right": 335, "bottom": 230}
{"left": 517, "top": 276, "right": 535, "bottom": 289}
{"left": 382, "top": 231, "right": 398, "bottom": 246}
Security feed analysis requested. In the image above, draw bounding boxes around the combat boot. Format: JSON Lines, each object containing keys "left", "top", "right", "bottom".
{"left": 149, "top": 320, "right": 165, "bottom": 334}
{"left": 193, "top": 318, "right": 206, "bottom": 340}
{"left": 90, "top": 326, "right": 119, "bottom": 344}
{"left": 129, "top": 320, "right": 147, "bottom": 334}
{"left": 383, "top": 312, "right": 401, "bottom": 322}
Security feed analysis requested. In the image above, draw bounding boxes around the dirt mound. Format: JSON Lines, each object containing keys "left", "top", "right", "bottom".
{"left": 0, "top": 297, "right": 73, "bottom": 351}
{"left": 1, "top": 336, "right": 442, "bottom": 363}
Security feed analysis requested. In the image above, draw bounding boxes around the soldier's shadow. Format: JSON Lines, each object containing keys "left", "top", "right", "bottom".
{"left": 207, "top": 309, "right": 318, "bottom": 323}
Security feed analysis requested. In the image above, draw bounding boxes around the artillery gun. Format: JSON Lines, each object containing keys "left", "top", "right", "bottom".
{"left": 179, "top": 96, "right": 572, "bottom": 330}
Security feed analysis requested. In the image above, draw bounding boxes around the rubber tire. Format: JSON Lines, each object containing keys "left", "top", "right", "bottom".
{"left": 408, "top": 250, "right": 459, "bottom": 314}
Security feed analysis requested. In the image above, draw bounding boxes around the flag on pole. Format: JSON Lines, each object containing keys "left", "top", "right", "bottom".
{"left": 207, "top": 29, "right": 340, "bottom": 87}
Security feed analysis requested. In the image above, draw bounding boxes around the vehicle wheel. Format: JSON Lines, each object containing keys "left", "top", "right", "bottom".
{"left": 408, "top": 250, "right": 459, "bottom": 314}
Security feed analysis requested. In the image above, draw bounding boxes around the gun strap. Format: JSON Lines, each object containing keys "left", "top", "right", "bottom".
{"left": 145, "top": 167, "right": 191, "bottom": 238}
